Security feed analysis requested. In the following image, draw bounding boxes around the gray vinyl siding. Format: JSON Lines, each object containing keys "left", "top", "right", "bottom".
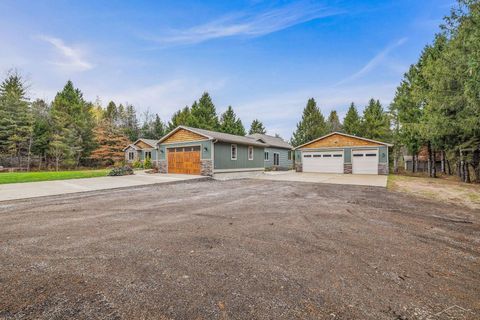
{"left": 214, "top": 142, "right": 264, "bottom": 170}
{"left": 264, "top": 148, "right": 292, "bottom": 169}
{"left": 158, "top": 140, "right": 212, "bottom": 160}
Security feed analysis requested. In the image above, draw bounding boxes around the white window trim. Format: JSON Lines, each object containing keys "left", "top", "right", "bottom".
{"left": 248, "top": 146, "right": 254, "bottom": 160}
{"left": 264, "top": 151, "right": 269, "bottom": 161}
{"left": 231, "top": 144, "right": 237, "bottom": 160}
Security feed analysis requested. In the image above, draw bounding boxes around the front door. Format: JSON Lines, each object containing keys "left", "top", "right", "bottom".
{"left": 167, "top": 146, "right": 201, "bottom": 175}
{"left": 273, "top": 153, "right": 280, "bottom": 166}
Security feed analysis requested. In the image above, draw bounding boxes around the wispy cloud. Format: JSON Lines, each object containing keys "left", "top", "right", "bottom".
{"left": 148, "top": 2, "right": 343, "bottom": 46}
{"left": 39, "top": 35, "right": 93, "bottom": 72}
{"left": 336, "top": 37, "right": 407, "bottom": 85}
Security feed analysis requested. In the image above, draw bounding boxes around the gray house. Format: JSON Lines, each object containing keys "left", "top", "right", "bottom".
{"left": 248, "top": 134, "right": 293, "bottom": 170}
{"left": 157, "top": 126, "right": 267, "bottom": 176}
{"left": 123, "top": 138, "right": 159, "bottom": 163}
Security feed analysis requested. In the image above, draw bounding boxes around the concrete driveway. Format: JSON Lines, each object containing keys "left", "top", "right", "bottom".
{"left": 0, "top": 171, "right": 206, "bottom": 202}
{"left": 254, "top": 171, "right": 388, "bottom": 187}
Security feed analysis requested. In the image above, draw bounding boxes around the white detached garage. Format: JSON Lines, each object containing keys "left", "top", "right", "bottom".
{"left": 294, "top": 132, "right": 392, "bottom": 175}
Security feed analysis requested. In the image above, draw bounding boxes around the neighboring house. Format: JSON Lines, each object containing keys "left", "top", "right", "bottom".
{"left": 294, "top": 132, "right": 392, "bottom": 175}
{"left": 247, "top": 133, "right": 293, "bottom": 170}
{"left": 123, "top": 138, "right": 159, "bottom": 164}
{"left": 157, "top": 126, "right": 266, "bottom": 176}
{"left": 403, "top": 145, "right": 442, "bottom": 172}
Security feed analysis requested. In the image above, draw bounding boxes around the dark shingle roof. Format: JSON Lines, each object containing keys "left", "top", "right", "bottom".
{"left": 247, "top": 133, "right": 292, "bottom": 149}
{"left": 181, "top": 126, "right": 266, "bottom": 147}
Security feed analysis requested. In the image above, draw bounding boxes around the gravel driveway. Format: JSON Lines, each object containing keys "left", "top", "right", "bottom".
{"left": 0, "top": 179, "right": 478, "bottom": 319}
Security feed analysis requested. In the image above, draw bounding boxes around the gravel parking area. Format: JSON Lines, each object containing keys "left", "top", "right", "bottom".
{"left": 0, "top": 179, "right": 479, "bottom": 319}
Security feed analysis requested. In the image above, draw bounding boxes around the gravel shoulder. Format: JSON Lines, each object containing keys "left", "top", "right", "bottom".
{"left": 0, "top": 179, "right": 479, "bottom": 319}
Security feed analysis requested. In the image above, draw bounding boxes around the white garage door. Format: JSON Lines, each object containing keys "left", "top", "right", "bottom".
{"left": 303, "top": 151, "right": 343, "bottom": 173}
{"left": 352, "top": 150, "right": 378, "bottom": 174}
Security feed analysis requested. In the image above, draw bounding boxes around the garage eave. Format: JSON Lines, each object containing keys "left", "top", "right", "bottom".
{"left": 294, "top": 132, "right": 393, "bottom": 150}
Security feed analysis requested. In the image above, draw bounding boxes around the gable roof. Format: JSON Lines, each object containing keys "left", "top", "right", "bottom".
{"left": 247, "top": 133, "right": 292, "bottom": 149}
{"left": 123, "top": 138, "right": 158, "bottom": 151}
{"left": 158, "top": 126, "right": 267, "bottom": 147}
{"left": 294, "top": 132, "right": 393, "bottom": 150}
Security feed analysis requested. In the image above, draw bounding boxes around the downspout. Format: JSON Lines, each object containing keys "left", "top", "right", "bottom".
{"left": 211, "top": 139, "right": 217, "bottom": 174}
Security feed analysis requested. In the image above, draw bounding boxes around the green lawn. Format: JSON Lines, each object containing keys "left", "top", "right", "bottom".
{"left": 0, "top": 169, "right": 110, "bottom": 185}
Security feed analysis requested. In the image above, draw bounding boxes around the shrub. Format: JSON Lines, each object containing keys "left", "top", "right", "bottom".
{"left": 144, "top": 157, "right": 152, "bottom": 169}
{"left": 108, "top": 166, "right": 134, "bottom": 176}
{"left": 132, "top": 160, "right": 143, "bottom": 169}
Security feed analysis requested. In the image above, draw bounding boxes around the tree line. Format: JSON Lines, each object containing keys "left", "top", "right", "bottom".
{"left": 389, "top": 0, "right": 479, "bottom": 182}
{"left": 291, "top": 98, "right": 390, "bottom": 147}
{"left": 0, "top": 75, "right": 269, "bottom": 171}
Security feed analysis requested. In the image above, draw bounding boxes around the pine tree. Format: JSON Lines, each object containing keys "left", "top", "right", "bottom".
{"left": 168, "top": 106, "right": 192, "bottom": 132}
{"left": 31, "top": 99, "right": 52, "bottom": 169}
{"left": 219, "top": 106, "right": 246, "bottom": 136}
{"left": 105, "top": 101, "right": 118, "bottom": 123}
{"left": 343, "top": 103, "right": 362, "bottom": 136}
{"left": 189, "top": 92, "right": 219, "bottom": 130}
{"left": 50, "top": 80, "right": 96, "bottom": 167}
{"left": 248, "top": 119, "right": 266, "bottom": 135}
{"left": 361, "top": 99, "right": 390, "bottom": 141}
{"left": 326, "top": 110, "right": 342, "bottom": 133}
{"left": 291, "top": 98, "right": 327, "bottom": 146}
{"left": 0, "top": 71, "right": 33, "bottom": 167}
{"left": 153, "top": 114, "right": 166, "bottom": 138}
{"left": 123, "top": 104, "right": 139, "bottom": 141}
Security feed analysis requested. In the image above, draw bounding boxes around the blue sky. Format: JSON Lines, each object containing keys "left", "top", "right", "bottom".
{"left": 0, "top": 0, "right": 454, "bottom": 138}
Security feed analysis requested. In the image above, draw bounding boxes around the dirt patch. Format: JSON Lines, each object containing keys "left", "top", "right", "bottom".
{"left": 388, "top": 174, "right": 480, "bottom": 210}
{"left": 0, "top": 179, "right": 479, "bottom": 319}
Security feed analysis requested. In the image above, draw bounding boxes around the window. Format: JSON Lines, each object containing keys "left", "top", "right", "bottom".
{"left": 365, "top": 153, "right": 376, "bottom": 157}
{"left": 313, "top": 155, "right": 322, "bottom": 158}
{"left": 333, "top": 154, "right": 342, "bottom": 157}
{"left": 304, "top": 154, "right": 312, "bottom": 158}
{"left": 323, "top": 154, "right": 332, "bottom": 157}
{"left": 288, "top": 151, "right": 292, "bottom": 160}
{"left": 353, "top": 154, "right": 363, "bottom": 157}
{"left": 248, "top": 146, "right": 254, "bottom": 160}
{"left": 231, "top": 144, "right": 237, "bottom": 160}
{"left": 128, "top": 152, "right": 135, "bottom": 160}
{"left": 274, "top": 153, "right": 280, "bottom": 166}
{"left": 264, "top": 151, "right": 269, "bottom": 161}
{"left": 145, "top": 151, "right": 152, "bottom": 160}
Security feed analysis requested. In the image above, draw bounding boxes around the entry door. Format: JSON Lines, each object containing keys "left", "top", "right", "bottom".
{"left": 167, "top": 146, "right": 201, "bottom": 175}
{"left": 352, "top": 150, "right": 378, "bottom": 174}
{"left": 302, "top": 151, "right": 343, "bottom": 173}
{"left": 273, "top": 153, "right": 280, "bottom": 166}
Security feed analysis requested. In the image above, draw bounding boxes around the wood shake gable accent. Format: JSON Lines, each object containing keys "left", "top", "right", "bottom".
{"left": 135, "top": 140, "right": 155, "bottom": 149}
{"left": 163, "top": 128, "right": 208, "bottom": 144}
{"left": 301, "top": 133, "right": 383, "bottom": 149}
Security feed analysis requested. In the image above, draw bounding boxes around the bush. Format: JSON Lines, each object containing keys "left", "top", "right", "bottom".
{"left": 108, "top": 166, "right": 134, "bottom": 176}
{"left": 144, "top": 157, "right": 152, "bottom": 169}
{"left": 132, "top": 160, "right": 143, "bottom": 169}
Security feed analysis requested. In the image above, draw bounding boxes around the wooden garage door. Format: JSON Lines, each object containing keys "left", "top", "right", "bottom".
{"left": 167, "top": 146, "right": 201, "bottom": 175}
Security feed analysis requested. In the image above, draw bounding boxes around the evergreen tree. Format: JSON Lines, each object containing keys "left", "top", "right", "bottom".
{"left": 31, "top": 99, "right": 52, "bottom": 169}
{"left": 326, "top": 110, "right": 342, "bottom": 133}
{"left": 0, "top": 71, "right": 33, "bottom": 166}
{"left": 189, "top": 92, "right": 219, "bottom": 130}
{"left": 291, "top": 98, "right": 327, "bottom": 146}
{"left": 122, "top": 104, "right": 140, "bottom": 141}
{"left": 360, "top": 99, "right": 390, "bottom": 141}
{"left": 105, "top": 101, "right": 118, "bottom": 123}
{"left": 152, "top": 114, "right": 166, "bottom": 138}
{"left": 49, "top": 80, "right": 96, "bottom": 167}
{"left": 168, "top": 106, "right": 191, "bottom": 132}
{"left": 219, "top": 106, "right": 246, "bottom": 136}
{"left": 248, "top": 119, "right": 266, "bottom": 135}
{"left": 343, "top": 103, "right": 362, "bottom": 136}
